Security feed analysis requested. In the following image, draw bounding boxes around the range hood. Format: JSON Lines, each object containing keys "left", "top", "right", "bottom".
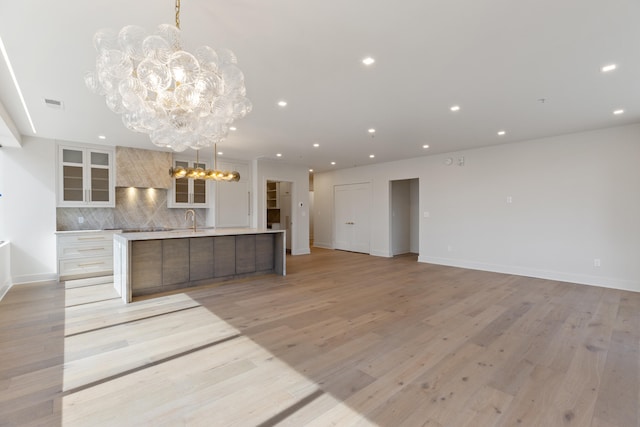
{"left": 115, "top": 146, "right": 172, "bottom": 189}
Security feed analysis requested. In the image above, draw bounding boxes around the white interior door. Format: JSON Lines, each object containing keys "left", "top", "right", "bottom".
{"left": 334, "top": 183, "right": 371, "bottom": 254}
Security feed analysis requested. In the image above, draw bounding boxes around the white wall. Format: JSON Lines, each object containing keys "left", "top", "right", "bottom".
{"left": 314, "top": 124, "right": 640, "bottom": 292}
{"left": 0, "top": 136, "right": 57, "bottom": 284}
{"left": 254, "top": 159, "right": 310, "bottom": 255}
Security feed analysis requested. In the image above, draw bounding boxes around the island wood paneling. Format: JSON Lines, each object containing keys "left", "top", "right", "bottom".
{"left": 235, "top": 235, "right": 256, "bottom": 274}
{"left": 162, "top": 238, "right": 190, "bottom": 286}
{"left": 130, "top": 240, "right": 162, "bottom": 290}
{"left": 256, "top": 234, "right": 275, "bottom": 272}
{"left": 120, "top": 231, "right": 285, "bottom": 299}
{"left": 213, "top": 236, "right": 236, "bottom": 277}
{"left": 189, "top": 237, "right": 214, "bottom": 281}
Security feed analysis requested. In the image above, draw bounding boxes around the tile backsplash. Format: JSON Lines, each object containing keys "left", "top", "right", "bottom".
{"left": 57, "top": 188, "right": 207, "bottom": 231}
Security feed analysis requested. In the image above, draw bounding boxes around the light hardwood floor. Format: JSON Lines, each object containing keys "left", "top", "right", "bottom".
{"left": 1, "top": 248, "right": 639, "bottom": 426}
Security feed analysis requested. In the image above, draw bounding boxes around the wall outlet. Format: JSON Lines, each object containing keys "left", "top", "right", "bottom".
{"left": 506, "top": 196, "right": 513, "bottom": 204}
{"left": 594, "top": 258, "right": 601, "bottom": 267}
{"left": 423, "top": 211, "right": 430, "bottom": 218}
{"left": 78, "top": 216, "right": 84, "bottom": 224}
{"left": 447, "top": 245, "right": 453, "bottom": 252}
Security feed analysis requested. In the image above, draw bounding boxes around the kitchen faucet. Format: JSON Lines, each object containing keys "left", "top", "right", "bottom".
{"left": 185, "top": 209, "right": 196, "bottom": 232}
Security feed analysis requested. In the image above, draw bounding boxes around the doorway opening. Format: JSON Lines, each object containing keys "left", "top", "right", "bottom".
{"left": 266, "top": 180, "right": 293, "bottom": 252}
{"left": 390, "top": 178, "right": 419, "bottom": 258}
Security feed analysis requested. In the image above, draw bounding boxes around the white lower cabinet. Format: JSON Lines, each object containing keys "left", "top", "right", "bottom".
{"left": 57, "top": 231, "right": 117, "bottom": 280}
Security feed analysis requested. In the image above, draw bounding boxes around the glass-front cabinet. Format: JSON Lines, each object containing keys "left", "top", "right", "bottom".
{"left": 57, "top": 144, "right": 115, "bottom": 207}
{"left": 168, "top": 157, "right": 208, "bottom": 208}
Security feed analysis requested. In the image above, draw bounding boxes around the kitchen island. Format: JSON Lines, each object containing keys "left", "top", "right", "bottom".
{"left": 113, "top": 228, "right": 286, "bottom": 303}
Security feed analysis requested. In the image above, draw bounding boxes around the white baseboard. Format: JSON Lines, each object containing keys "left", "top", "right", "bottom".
{"left": 292, "top": 248, "right": 311, "bottom": 255}
{"left": 370, "top": 250, "right": 392, "bottom": 258}
{"left": 11, "top": 272, "right": 58, "bottom": 286}
{"left": 419, "top": 256, "right": 640, "bottom": 293}
{"left": 0, "top": 281, "right": 11, "bottom": 301}
{"left": 313, "top": 242, "right": 333, "bottom": 249}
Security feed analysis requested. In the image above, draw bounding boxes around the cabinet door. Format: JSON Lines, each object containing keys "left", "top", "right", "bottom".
{"left": 192, "top": 161, "right": 207, "bottom": 205}
{"left": 89, "top": 150, "right": 112, "bottom": 203}
{"left": 58, "top": 145, "right": 114, "bottom": 207}
{"left": 173, "top": 160, "right": 190, "bottom": 205}
{"left": 217, "top": 182, "right": 250, "bottom": 227}
{"left": 235, "top": 235, "right": 256, "bottom": 274}
{"left": 131, "top": 240, "right": 162, "bottom": 291}
{"left": 214, "top": 236, "right": 236, "bottom": 277}
{"left": 169, "top": 159, "right": 209, "bottom": 207}
{"left": 190, "top": 237, "right": 214, "bottom": 281}
{"left": 256, "top": 234, "right": 275, "bottom": 271}
{"left": 61, "top": 148, "right": 85, "bottom": 203}
{"left": 162, "top": 239, "right": 190, "bottom": 286}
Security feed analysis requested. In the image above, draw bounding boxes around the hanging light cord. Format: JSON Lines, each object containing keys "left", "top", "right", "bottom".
{"left": 175, "top": 0, "right": 181, "bottom": 29}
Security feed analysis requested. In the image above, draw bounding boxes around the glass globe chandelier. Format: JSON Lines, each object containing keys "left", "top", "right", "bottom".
{"left": 84, "top": 0, "right": 252, "bottom": 152}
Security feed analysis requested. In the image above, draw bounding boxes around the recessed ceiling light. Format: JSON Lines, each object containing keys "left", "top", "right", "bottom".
{"left": 601, "top": 64, "right": 617, "bottom": 73}
{"left": 217, "top": 151, "right": 223, "bottom": 155}
{"left": 277, "top": 100, "right": 287, "bottom": 107}
{"left": 276, "top": 153, "right": 282, "bottom": 157}
{"left": 497, "top": 130, "right": 506, "bottom": 136}
{"left": 309, "top": 169, "right": 314, "bottom": 173}
{"left": 368, "top": 128, "right": 376, "bottom": 134}
{"left": 362, "top": 57, "right": 375, "bottom": 66}
{"left": 369, "top": 154, "right": 375, "bottom": 158}
{"left": 450, "top": 105, "right": 460, "bottom": 112}
{"left": 613, "top": 109, "right": 625, "bottom": 115}
{"left": 422, "top": 144, "right": 429, "bottom": 149}
{"left": 313, "top": 143, "right": 320, "bottom": 147}
{"left": 331, "top": 161, "right": 336, "bottom": 165}
{"left": 98, "top": 135, "right": 106, "bottom": 140}
{"left": 229, "top": 126, "right": 237, "bottom": 131}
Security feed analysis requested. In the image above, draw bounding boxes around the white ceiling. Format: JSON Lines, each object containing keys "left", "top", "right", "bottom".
{"left": 1, "top": 0, "right": 639, "bottom": 172}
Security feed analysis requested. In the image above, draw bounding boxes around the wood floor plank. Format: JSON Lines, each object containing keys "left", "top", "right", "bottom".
{"left": 64, "top": 283, "right": 119, "bottom": 307}
{"left": 64, "top": 275, "right": 114, "bottom": 289}
{"left": 1, "top": 248, "right": 639, "bottom": 426}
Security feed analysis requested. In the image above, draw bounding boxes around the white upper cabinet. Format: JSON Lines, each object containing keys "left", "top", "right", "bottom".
{"left": 57, "top": 144, "right": 115, "bottom": 207}
{"left": 168, "top": 156, "right": 209, "bottom": 208}
{"left": 216, "top": 160, "right": 251, "bottom": 227}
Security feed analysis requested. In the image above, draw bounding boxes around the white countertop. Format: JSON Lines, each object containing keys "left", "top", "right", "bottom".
{"left": 114, "top": 227, "right": 285, "bottom": 241}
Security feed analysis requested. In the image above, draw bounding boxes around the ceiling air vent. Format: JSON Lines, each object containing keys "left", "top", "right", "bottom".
{"left": 44, "top": 98, "right": 64, "bottom": 109}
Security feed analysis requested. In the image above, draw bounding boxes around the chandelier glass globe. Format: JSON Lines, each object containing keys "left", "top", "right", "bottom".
{"left": 85, "top": 23, "right": 252, "bottom": 152}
